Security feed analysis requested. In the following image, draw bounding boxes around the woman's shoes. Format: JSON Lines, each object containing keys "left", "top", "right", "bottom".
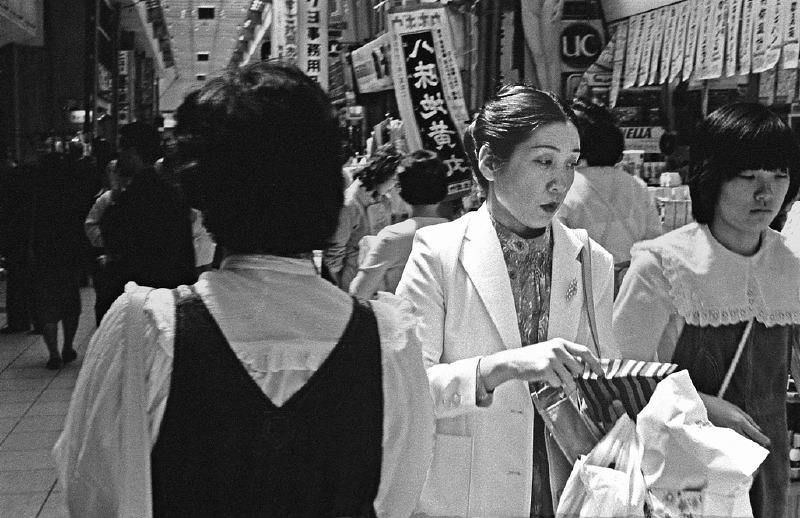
{"left": 62, "top": 349, "right": 77, "bottom": 364}
{"left": 45, "top": 357, "right": 62, "bottom": 370}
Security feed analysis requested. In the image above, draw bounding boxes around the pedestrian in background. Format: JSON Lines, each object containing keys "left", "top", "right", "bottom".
{"left": 350, "top": 149, "right": 449, "bottom": 299}
{"left": 557, "top": 99, "right": 662, "bottom": 295}
{"left": 323, "top": 146, "right": 400, "bottom": 290}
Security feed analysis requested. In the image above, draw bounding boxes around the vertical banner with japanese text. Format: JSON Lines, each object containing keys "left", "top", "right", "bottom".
{"left": 270, "top": 0, "right": 298, "bottom": 62}
{"left": 297, "top": 0, "right": 328, "bottom": 89}
{"left": 388, "top": 7, "right": 472, "bottom": 196}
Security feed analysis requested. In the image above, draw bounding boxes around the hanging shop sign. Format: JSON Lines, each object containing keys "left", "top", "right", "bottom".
{"left": 388, "top": 7, "right": 472, "bottom": 197}
{"left": 118, "top": 51, "right": 136, "bottom": 125}
{"left": 351, "top": 33, "right": 394, "bottom": 94}
{"left": 560, "top": 23, "right": 603, "bottom": 69}
{"left": 297, "top": 0, "right": 328, "bottom": 89}
{"left": 270, "top": 0, "right": 299, "bottom": 62}
{"left": 620, "top": 126, "right": 666, "bottom": 154}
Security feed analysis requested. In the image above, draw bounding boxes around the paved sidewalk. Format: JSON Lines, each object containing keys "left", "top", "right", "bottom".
{"left": 0, "top": 286, "right": 96, "bottom": 517}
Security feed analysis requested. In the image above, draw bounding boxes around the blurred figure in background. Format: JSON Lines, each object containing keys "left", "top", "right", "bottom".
{"left": 29, "top": 143, "right": 95, "bottom": 368}
{"left": 95, "top": 122, "right": 196, "bottom": 322}
{"left": 324, "top": 146, "right": 400, "bottom": 290}
{"left": 350, "top": 149, "right": 449, "bottom": 299}
{"left": 557, "top": 100, "right": 662, "bottom": 295}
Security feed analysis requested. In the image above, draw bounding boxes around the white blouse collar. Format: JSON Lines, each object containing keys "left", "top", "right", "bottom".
{"left": 220, "top": 254, "right": 318, "bottom": 277}
{"left": 634, "top": 222, "right": 800, "bottom": 327}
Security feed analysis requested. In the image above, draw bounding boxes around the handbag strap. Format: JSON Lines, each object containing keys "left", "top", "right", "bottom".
{"left": 577, "top": 230, "right": 601, "bottom": 356}
{"left": 120, "top": 285, "right": 155, "bottom": 518}
{"left": 717, "top": 318, "right": 755, "bottom": 399}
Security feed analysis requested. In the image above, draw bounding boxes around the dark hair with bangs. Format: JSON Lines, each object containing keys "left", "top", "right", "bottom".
{"left": 353, "top": 146, "right": 402, "bottom": 191}
{"left": 570, "top": 99, "right": 624, "bottom": 167}
{"left": 463, "top": 84, "right": 577, "bottom": 191}
{"left": 688, "top": 102, "right": 800, "bottom": 224}
{"left": 397, "top": 149, "right": 449, "bottom": 205}
{"left": 176, "top": 61, "right": 345, "bottom": 255}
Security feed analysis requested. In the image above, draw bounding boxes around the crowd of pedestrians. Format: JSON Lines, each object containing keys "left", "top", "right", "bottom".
{"left": 0, "top": 59, "right": 799, "bottom": 516}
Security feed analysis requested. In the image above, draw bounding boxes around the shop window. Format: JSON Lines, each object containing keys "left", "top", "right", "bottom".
{"left": 197, "top": 52, "right": 209, "bottom": 62}
{"left": 198, "top": 7, "right": 215, "bottom": 19}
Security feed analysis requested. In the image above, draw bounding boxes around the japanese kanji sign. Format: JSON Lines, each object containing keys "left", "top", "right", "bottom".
{"left": 297, "top": 0, "right": 328, "bottom": 89}
{"left": 270, "top": 0, "right": 298, "bottom": 62}
{"left": 388, "top": 7, "right": 472, "bottom": 197}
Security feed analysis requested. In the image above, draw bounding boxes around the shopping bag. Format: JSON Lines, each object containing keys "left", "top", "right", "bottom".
{"left": 637, "top": 371, "right": 769, "bottom": 518}
{"left": 576, "top": 358, "right": 678, "bottom": 427}
{"left": 555, "top": 414, "right": 648, "bottom": 518}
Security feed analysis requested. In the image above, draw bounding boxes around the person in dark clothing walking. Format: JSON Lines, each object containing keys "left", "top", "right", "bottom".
{"left": 94, "top": 122, "right": 196, "bottom": 322}
{"left": 30, "top": 149, "right": 96, "bottom": 369}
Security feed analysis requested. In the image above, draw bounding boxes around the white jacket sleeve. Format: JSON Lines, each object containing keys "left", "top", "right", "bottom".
{"left": 396, "top": 230, "right": 483, "bottom": 419}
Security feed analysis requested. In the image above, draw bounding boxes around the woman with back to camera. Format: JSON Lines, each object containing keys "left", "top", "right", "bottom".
{"left": 556, "top": 99, "right": 662, "bottom": 294}
{"left": 614, "top": 102, "right": 800, "bottom": 517}
{"left": 53, "top": 62, "right": 433, "bottom": 517}
{"left": 396, "top": 85, "right": 618, "bottom": 517}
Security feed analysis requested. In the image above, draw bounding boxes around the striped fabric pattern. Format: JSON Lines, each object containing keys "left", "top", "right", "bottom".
{"left": 577, "top": 359, "right": 679, "bottom": 424}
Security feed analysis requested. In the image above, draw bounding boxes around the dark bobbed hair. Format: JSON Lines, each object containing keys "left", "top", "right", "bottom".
{"left": 176, "top": 61, "right": 345, "bottom": 255}
{"left": 570, "top": 99, "right": 624, "bottom": 167}
{"left": 688, "top": 102, "right": 800, "bottom": 224}
{"left": 118, "top": 122, "right": 162, "bottom": 169}
{"left": 463, "top": 84, "right": 577, "bottom": 191}
{"left": 397, "top": 150, "right": 449, "bottom": 205}
{"left": 353, "top": 146, "right": 402, "bottom": 191}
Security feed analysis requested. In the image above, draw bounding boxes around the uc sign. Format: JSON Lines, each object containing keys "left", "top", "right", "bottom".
{"left": 560, "top": 23, "right": 602, "bottom": 69}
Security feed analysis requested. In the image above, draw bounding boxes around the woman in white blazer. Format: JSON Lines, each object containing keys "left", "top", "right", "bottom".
{"left": 397, "top": 85, "right": 618, "bottom": 518}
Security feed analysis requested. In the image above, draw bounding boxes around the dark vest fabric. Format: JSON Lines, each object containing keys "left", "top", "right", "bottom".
{"left": 151, "top": 291, "right": 384, "bottom": 517}
{"left": 672, "top": 321, "right": 791, "bottom": 518}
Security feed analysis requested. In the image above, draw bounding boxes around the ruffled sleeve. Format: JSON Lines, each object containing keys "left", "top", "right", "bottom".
{"left": 369, "top": 292, "right": 435, "bottom": 518}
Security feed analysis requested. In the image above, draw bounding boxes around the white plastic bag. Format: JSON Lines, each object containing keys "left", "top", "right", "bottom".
{"left": 556, "top": 414, "right": 647, "bottom": 518}
{"left": 637, "top": 371, "right": 769, "bottom": 518}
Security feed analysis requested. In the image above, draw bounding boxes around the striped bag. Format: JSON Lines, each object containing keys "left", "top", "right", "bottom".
{"left": 576, "top": 358, "right": 679, "bottom": 425}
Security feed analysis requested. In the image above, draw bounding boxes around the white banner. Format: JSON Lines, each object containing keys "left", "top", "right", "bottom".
{"left": 694, "top": 0, "right": 713, "bottom": 80}
{"left": 660, "top": 4, "right": 679, "bottom": 84}
{"left": 764, "top": 0, "right": 784, "bottom": 70}
{"left": 351, "top": 33, "right": 393, "bottom": 93}
{"left": 270, "top": 0, "right": 298, "bottom": 62}
{"left": 683, "top": 0, "right": 702, "bottom": 80}
{"left": 388, "top": 7, "right": 471, "bottom": 178}
{"left": 739, "top": 0, "right": 757, "bottom": 74}
{"left": 701, "top": 0, "right": 727, "bottom": 79}
{"left": 638, "top": 9, "right": 658, "bottom": 85}
{"left": 624, "top": 13, "right": 644, "bottom": 88}
{"left": 670, "top": 2, "right": 690, "bottom": 82}
{"left": 647, "top": 8, "right": 666, "bottom": 85}
{"left": 726, "top": 0, "right": 745, "bottom": 76}
{"left": 752, "top": 0, "right": 770, "bottom": 72}
{"left": 297, "top": 0, "right": 328, "bottom": 89}
{"left": 610, "top": 20, "right": 628, "bottom": 107}
{"left": 783, "top": 0, "right": 800, "bottom": 68}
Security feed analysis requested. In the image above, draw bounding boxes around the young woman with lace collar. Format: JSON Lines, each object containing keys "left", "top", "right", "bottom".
{"left": 614, "top": 102, "right": 800, "bottom": 518}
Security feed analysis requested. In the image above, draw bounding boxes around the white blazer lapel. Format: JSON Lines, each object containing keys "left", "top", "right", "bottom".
{"left": 547, "top": 220, "right": 585, "bottom": 345}
{"left": 460, "top": 206, "right": 522, "bottom": 350}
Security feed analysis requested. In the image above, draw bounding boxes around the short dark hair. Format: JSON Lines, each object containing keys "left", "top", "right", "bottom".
{"left": 463, "top": 84, "right": 577, "bottom": 191}
{"left": 570, "top": 99, "right": 624, "bottom": 167}
{"left": 397, "top": 150, "right": 449, "bottom": 205}
{"left": 688, "top": 102, "right": 800, "bottom": 224}
{"left": 177, "top": 61, "right": 345, "bottom": 254}
{"left": 353, "top": 146, "right": 401, "bottom": 191}
{"left": 118, "top": 122, "right": 162, "bottom": 166}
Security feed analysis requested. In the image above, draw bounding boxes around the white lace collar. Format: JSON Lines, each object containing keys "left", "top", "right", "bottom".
{"left": 633, "top": 223, "right": 800, "bottom": 327}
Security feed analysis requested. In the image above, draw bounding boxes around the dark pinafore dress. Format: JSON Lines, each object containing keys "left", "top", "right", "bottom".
{"left": 150, "top": 289, "right": 384, "bottom": 517}
{"left": 671, "top": 321, "right": 791, "bottom": 518}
